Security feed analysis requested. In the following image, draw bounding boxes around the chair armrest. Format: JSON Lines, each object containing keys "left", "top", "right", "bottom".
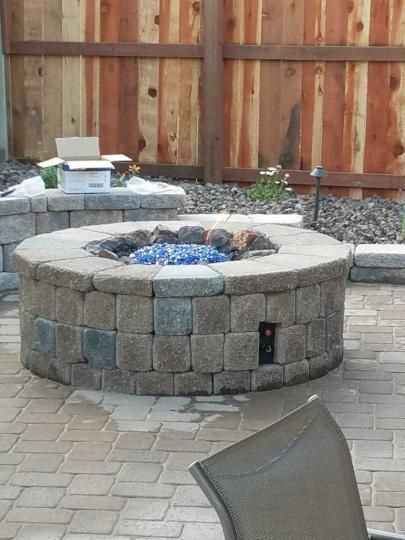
{"left": 368, "top": 528, "right": 405, "bottom": 539}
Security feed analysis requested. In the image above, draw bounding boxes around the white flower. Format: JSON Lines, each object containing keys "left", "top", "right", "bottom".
{"left": 286, "top": 187, "right": 293, "bottom": 192}
{"left": 259, "top": 171, "right": 266, "bottom": 176}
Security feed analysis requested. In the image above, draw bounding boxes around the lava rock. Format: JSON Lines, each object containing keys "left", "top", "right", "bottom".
{"left": 177, "top": 225, "right": 205, "bottom": 244}
{"left": 151, "top": 225, "right": 179, "bottom": 244}
{"left": 94, "top": 248, "right": 119, "bottom": 261}
{"left": 204, "top": 228, "right": 233, "bottom": 250}
{"left": 126, "top": 229, "right": 152, "bottom": 249}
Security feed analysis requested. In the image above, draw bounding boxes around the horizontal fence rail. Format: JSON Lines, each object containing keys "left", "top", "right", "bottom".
{"left": 1, "top": 0, "right": 405, "bottom": 199}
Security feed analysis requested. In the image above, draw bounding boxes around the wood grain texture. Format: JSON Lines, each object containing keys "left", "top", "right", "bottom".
{"left": 158, "top": 0, "right": 180, "bottom": 164}
{"left": 23, "top": 0, "right": 43, "bottom": 159}
{"left": 42, "top": 0, "right": 62, "bottom": 158}
{"left": 138, "top": 0, "right": 159, "bottom": 163}
{"left": 10, "top": 0, "right": 25, "bottom": 156}
{"left": 62, "top": 0, "right": 82, "bottom": 138}
{"left": 258, "top": 0, "right": 283, "bottom": 168}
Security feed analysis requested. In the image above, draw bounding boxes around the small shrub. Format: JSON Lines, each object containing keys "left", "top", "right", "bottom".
{"left": 248, "top": 165, "right": 294, "bottom": 202}
{"left": 40, "top": 167, "right": 58, "bottom": 189}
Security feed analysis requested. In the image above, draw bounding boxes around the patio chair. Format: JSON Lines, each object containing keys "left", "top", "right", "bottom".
{"left": 189, "top": 395, "right": 405, "bottom": 540}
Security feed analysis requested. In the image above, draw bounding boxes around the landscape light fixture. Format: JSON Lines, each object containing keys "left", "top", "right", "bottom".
{"left": 310, "top": 166, "right": 328, "bottom": 223}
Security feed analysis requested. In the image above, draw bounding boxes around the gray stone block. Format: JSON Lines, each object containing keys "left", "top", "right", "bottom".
{"left": 213, "top": 371, "right": 251, "bottom": 395}
{"left": 193, "top": 296, "right": 230, "bottom": 335}
{"left": 0, "top": 196, "right": 30, "bottom": 216}
{"left": 265, "top": 253, "right": 344, "bottom": 288}
{"left": 191, "top": 334, "right": 224, "bottom": 373}
{"left": 350, "top": 266, "right": 405, "bottom": 285}
{"left": 274, "top": 325, "right": 306, "bottom": 365}
{"left": 83, "top": 328, "right": 117, "bottom": 369}
{"left": 19, "top": 311, "right": 35, "bottom": 367}
{"left": 84, "top": 291, "right": 116, "bottom": 330}
{"left": 140, "top": 193, "right": 186, "bottom": 209}
{"left": 153, "top": 335, "right": 191, "bottom": 372}
{"left": 136, "top": 372, "right": 174, "bottom": 396}
{"left": 117, "top": 333, "right": 153, "bottom": 372}
{"left": 56, "top": 324, "right": 84, "bottom": 364}
{"left": 306, "top": 318, "right": 326, "bottom": 358}
{"left": 70, "top": 210, "right": 123, "bottom": 228}
{"left": 71, "top": 364, "right": 102, "bottom": 390}
{"left": 46, "top": 189, "right": 85, "bottom": 211}
{"left": 48, "top": 359, "right": 72, "bottom": 386}
{"left": 330, "top": 345, "right": 344, "bottom": 370}
{"left": 35, "top": 212, "right": 70, "bottom": 234}
{"left": 320, "top": 277, "right": 346, "bottom": 316}
{"left": 31, "top": 195, "right": 47, "bottom": 213}
{"left": 94, "top": 265, "right": 160, "bottom": 296}
{"left": 210, "top": 260, "right": 298, "bottom": 295}
{"left": 224, "top": 332, "right": 259, "bottom": 371}
{"left": 230, "top": 294, "right": 265, "bottom": 332}
{"left": 154, "top": 298, "right": 192, "bottom": 336}
{"left": 29, "top": 351, "right": 50, "bottom": 378}
{"left": 117, "top": 295, "right": 153, "bottom": 334}
{"left": 355, "top": 244, "right": 405, "bottom": 268}
{"left": 251, "top": 365, "right": 283, "bottom": 391}
{"left": 38, "top": 258, "right": 123, "bottom": 292}
{"left": 0, "top": 272, "right": 19, "bottom": 292}
{"left": 20, "top": 278, "right": 56, "bottom": 319}
{"left": 309, "top": 353, "right": 331, "bottom": 379}
{"left": 34, "top": 318, "right": 57, "bottom": 357}
{"left": 56, "top": 287, "right": 84, "bottom": 325}
{"left": 153, "top": 265, "right": 224, "bottom": 297}
{"left": 102, "top": 369, "right": 137, "bottom": 394}
{"left": 13, "top": 247, "right": 90, "bottom": 279}
{"left": 326, "top": 311, "right": 344, "bottom": 350}
{"left": 266, "top": 290, "right": 296, "bottom": 325}
{"left": 174, "top": 373, "right": 213, "bottom": 396}
{"left": 284, "top": 360, "right": 309, "bottom": 386}
{"left": 0, "top": 213, "right": 35, "bottom": 244}
{"left": 296, "top": 284, "right": 321, "bottom": 324}
{"left": 85, "top": 189, "right": 141, "bottom": 209}
{"left": 3, "top": 242, "right": 19, "bottom": 272}
{"left": 124, "top": 209, "right": 178, "bottom": 221}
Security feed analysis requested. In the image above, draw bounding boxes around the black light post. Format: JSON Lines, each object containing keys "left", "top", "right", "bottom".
{"left": 310, "top": 166, "right": 328, "bottom": 223}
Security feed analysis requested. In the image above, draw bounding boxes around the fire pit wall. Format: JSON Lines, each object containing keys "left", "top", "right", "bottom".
{"left": 14, "top": 220, "right": 351, "bottom": 396}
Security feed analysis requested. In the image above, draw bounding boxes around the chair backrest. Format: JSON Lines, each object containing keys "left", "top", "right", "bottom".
{"left": 189, "top": 395, "right": 369, "bottom": 540}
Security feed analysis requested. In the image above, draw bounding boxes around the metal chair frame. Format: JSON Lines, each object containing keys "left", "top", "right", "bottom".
{"left": 189, "top": 396, "right": 405, "bottom": 540}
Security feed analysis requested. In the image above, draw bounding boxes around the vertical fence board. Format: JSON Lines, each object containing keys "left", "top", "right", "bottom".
{"left": 10, "top": 0, "right": 25, "bottom": 157}
{"left": 117, "top": 0, "right": 138, "bottom": 159}
{"left": 137, "top": 0, "right": 159, "bottom": 163}
{"left": 223, "top": 0, "right": 243, "bottom": 168}
{"left": 23, "top": 0, "right": 43, "bottom": 159}
{"left": 178, "top": 1, "right": 201, "bottom": 166}
{"left": 158, "top": 0, "right": 180, "bottom": 164}
{"left": 99, "top": 0, "right": 120, "bottom": 153}
{"left": 279, "top": 0, "right": 304, "bottom": 170}
{"left": 62, "top": 0, "right": 82, "bottom": 138}
{"left": 42, "top": 0, "right": 62, "bottom": 158}
{"left": 258, "top": 0, "right": 283, "bottom": 168}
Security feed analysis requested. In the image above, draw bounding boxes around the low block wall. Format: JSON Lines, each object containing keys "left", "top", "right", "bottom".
{"left": 0, "top": 188, "right": 185, "bottom": 291}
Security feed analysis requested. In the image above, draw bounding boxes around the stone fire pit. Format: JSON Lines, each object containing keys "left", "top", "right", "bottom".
{"left": 13, "top": 218, "right": 351, "bottom": 396}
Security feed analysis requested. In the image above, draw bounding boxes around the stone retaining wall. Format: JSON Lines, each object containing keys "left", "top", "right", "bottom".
{"left": 0, "top": 189, "right": 184, "bottom": 291}
{"left": 14, "top": 220, "right": 350, "bottom": 396}
{"left": 350, "top": 244, "right": 405, "bottom": 285}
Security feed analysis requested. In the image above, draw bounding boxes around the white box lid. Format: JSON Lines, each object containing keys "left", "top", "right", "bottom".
{"left": 65, "top": 160, "right": 115, "bottom": 171}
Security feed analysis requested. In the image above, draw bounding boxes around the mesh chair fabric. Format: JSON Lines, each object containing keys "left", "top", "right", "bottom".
{"left": 198, "top": 397, "right": 369, "bottom": 540}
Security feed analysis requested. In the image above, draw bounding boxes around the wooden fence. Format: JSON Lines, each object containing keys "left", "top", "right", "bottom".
{"left": 2, "top": 0, "right": 405, "bottom": 199}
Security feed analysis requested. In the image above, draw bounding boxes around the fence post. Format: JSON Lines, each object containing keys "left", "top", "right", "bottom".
{"left": 202, "top": 0, "right": 224, "bottom": 184}
{"left": 0, "top": 0, "right": 10, "bottom": 160}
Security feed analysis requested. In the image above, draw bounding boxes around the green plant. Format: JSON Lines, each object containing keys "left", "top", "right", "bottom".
{"left": 248, "top": 165, "right": 294, "bottom": 202}
{"left": 40, "top": 167, "right": 58, "bottom": 189}
{"left": 114, "top": 164, "right": 142, "bottom": 187}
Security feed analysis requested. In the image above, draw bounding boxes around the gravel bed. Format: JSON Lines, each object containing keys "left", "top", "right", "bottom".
{"left": 0, "top": 160, "right": 403, "bottom": 245}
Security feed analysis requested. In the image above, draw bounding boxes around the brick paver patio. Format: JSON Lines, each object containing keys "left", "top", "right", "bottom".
{"left": 0, "top": 283, "right": 405, "bottom": 538}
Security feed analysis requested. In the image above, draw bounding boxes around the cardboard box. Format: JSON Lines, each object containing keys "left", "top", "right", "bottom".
{"left": 38, "top": 137, "right": 131, "bottom": 194}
